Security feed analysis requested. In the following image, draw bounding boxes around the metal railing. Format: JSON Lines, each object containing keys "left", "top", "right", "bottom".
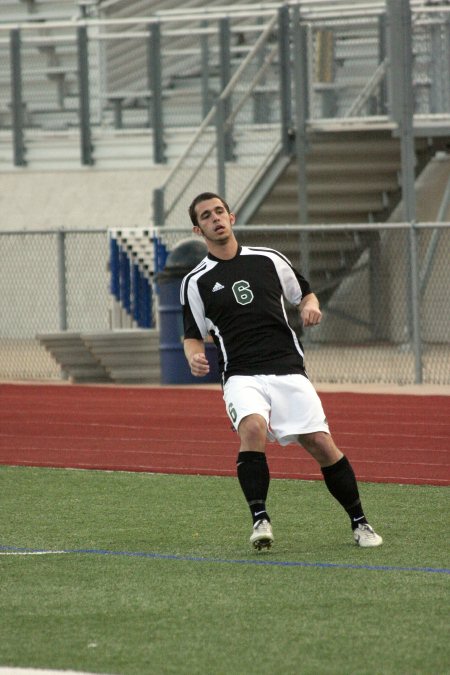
{"left": 152, "top": 8, "right": 285, "bottom": 227}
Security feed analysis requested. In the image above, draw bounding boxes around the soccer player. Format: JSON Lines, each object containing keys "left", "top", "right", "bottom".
{"left": 181, "top": 192, "right": 382, "bottom": 550}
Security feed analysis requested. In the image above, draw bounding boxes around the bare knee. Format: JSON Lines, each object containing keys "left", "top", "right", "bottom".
{"left": 238, "top": 414, "right": 267, "bottom": 451}
{"left": 297, "top": 431, "right": 343, "bottom": 467}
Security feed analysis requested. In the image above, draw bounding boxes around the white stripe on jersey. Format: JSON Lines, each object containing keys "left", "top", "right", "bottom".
{"left": 181, "top": 259, "right": 230, "bottom": 370}
{"left": 279, "top": 294, "right": 304, "bottom": 360}
{"left": 208, "top": 321, "right": 229, "bottom": 372}
{"left": 241, "top": 246, "right": 304, "bottom": 306}
{"left": 179, "top": 257, "right": 209, "bottom": 303}
{"left": 180, "top": 257, "right": 217, "bottom": 339}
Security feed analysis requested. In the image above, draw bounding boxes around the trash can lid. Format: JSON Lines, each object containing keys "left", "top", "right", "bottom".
{"left": 165, "top": 238, "right": 208, "bottom": 269}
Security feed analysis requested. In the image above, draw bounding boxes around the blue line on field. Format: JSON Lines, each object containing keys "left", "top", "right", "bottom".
{"left": 1, "top": 545, "right": 449, "bottom": 575}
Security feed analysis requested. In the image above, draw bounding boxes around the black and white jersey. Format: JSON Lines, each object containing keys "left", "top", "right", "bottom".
{"left": 181, "top": 245, "right": 312, "bottom": 382}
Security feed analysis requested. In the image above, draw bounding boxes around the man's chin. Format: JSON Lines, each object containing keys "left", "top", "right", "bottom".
{"left": 207, "top": 231, "right": 229, "bottom": 243}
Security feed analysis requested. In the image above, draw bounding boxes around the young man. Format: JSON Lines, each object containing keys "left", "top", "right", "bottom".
{"left": 181, "top": 192, "right": 382, "bottom": 551}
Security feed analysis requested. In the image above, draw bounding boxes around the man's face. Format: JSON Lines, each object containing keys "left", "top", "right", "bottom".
{"left": 193, "top": 197, "right": 235, "bottom": 244}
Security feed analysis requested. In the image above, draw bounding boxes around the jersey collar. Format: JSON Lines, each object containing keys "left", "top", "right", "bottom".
{"left": 207, "top": 244, "right": 242, "bottom": 262}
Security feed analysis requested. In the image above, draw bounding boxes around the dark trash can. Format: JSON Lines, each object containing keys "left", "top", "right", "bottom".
{"left": 157, "top": 239, "right": 220, "bottom": 385}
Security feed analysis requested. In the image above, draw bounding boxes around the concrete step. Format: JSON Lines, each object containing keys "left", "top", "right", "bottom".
{"left": 308, "top": 139, "right": 400, "bottom": 158}
{"left": 37, "top": 329, "right": 162, "bottom": 384}
{"left": 268, "top": 178, "right": 397, "bottom": 197}
{"left": 83, "top": 329, "right": 161, "bottom": 384}
{"left": 255, "top": 193, "right": 384, "bottom": 218}
{"left": 305, "top": 160, "right": 400, "bottom": 176}
{"left": 107, "top": 366, "right": 162, "bottom": 384}
{"left": 36, "top": 332, "right": 110, "bottom": 382}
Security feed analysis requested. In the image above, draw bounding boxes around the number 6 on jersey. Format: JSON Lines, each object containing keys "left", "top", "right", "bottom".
{"left": 232, "top": 280, "right": 254, "bottom": 305}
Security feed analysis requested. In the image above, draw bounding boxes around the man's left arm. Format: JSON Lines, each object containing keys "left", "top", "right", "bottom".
{"left": 298, "top": 292, "right": 322, "bottom": 327}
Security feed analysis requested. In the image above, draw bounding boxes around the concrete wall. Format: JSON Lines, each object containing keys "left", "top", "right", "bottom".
{"left": 0, "top": 168, "right": 170, "bottom": 231}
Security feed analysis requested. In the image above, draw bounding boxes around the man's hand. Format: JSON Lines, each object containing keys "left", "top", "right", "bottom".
{"left": 189, "top": 352, "right": 210, "bottom": 377}
{"left": 184, "top": 338, "right": 210, "bottom": 377}
{"left": 299, "top": 293, "right": 322, "bottom": 327}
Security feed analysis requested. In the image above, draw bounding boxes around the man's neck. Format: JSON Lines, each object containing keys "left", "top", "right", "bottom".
{"left": 208, "top": 238, "right": 239, "bottom": 260}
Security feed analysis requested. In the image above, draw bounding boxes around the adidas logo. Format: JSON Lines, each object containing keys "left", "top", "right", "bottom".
{"left": 212, "top": 282, "right": 225, "bottom": 292}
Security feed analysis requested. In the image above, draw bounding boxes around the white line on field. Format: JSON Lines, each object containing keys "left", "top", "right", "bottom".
{"left": 0, "top": 551, "right": 68, "bottom": 556}
{"left": 0, "top": 669, "right": 116, "bottom": 674}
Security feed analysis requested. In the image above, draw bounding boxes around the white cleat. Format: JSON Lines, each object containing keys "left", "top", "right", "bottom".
{"left": 353, "top": 523, "right": 383, "bottom": 547}
{"left": 250, "top": 519, "right": 274, "bottom": 551}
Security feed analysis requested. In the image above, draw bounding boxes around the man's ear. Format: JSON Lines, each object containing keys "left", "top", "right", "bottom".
{"left": 229, "top": 212, "right": 236, "bottom": 225}
{"left": 193, "top": 225, "right": 202, "bottom": 236}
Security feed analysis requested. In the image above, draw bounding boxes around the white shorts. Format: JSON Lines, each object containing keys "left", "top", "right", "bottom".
{"left": 223, "top": 374, "right": 330, "bottom": 446}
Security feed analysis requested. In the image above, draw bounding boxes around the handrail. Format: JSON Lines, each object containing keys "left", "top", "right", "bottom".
{"left": 344, "top": 58, "right": 389, "bottom": 118}
{"left": 160, "top": 45, "right": 280, "bottom": 222}
{"left": 152, "top": 222, "right": 450, "bottom": 236}
{"left": 155, "top": 12, "right": 278, "bottom": 219}
{"left": 3, "top": 221, "right": 444, "bottom": 238}
{"left": 1, "top": 1, "right": 448, "bottom": 34}
{"left": 0, "top": 10, "right": 277, "bottom": 32}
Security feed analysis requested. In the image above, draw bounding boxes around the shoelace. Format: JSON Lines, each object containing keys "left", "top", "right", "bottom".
{"left": 358, "top": 524, "right": 376, "bottom": 537}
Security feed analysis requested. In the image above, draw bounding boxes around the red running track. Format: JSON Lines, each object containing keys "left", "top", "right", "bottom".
{"left": 0, "top": 383, "right": 449, "bottom": 486}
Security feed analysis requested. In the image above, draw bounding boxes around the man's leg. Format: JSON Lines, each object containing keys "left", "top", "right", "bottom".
{"left": 237, "top": 414, "right": 274, "bottom": 549}
{"left": 298, "top": 431, "right": 382, "bottom": 547}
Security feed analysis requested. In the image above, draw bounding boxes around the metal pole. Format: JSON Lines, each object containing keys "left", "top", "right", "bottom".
{"left": 56, "top": 231, "right": 68, "bottom": 331}
{"left": 278, "top": 4, "right": 294, "bottom": 155}
{"left": 77, "top": 25, "right": 93, "bottom": 165}
{"left": 253, "top": 16, "right": 269, "bottom": 123}
{"left": 149, "top": 22, "right": 165, "bottom": 164}
{"left": 292, "top": 6, "right": 311, "bottom": 285}
{"left": 9, "top": 28, "right": 26, "bottom": 167}
{"left": 369, "top": 234, "right": 383, "bottom": 339}
{"left": 292, "top": 7, "right": 309, "bottom": 225}
{"left": 429, "top": 21, "right": 443, "bottom": 113}
{"left": 219, "top": 17, "right": 233, "bottom": 161}
{"left": 200, "top": 20, "right": 210, "bottom": 119}
{"left": 378, "top": 13, "right": 388, "bottom": 115}
{"left": 445, "top": 16, "right": 450, "bottom": 112}
{"left": 387, "top": 2, "right": 402, "bottom": 125}
{"left": 153, "top": 187, "right": 165, "bottom": 226}
{"left": 216, "top": 99, "right": 226, "bottom": 199}
{"left": 389, "top": 0, "right": 422, "bottom": 383}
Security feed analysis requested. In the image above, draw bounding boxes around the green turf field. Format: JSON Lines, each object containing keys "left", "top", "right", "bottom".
{"left": 1, "top": 466, "right": 448, "bottom": 675}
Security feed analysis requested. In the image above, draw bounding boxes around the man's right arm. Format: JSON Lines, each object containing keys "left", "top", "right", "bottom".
{"left": 184, "top": 338, "right": 210, "bottom": 377}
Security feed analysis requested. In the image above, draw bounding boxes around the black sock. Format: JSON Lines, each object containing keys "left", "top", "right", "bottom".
{"left": 236, "top": 451, "right": 270, "bottom": 524}
{"left": 321, "top": 455, "right": 367, "bottom": 530}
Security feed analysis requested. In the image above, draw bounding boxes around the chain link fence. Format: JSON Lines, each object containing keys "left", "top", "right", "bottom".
{"left": 0, "top": 229, "right": 109, "bottom": 380}
{"left": 1, "top": 223, "right": 448, "bottom": 384}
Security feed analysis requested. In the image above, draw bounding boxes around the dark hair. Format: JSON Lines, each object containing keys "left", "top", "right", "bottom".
{"left": 188, "top": 192, "right": 231, "bottom": 227}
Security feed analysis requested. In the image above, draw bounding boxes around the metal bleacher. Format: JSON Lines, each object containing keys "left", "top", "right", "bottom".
{"left": 0, "top": 1, "right": 84, "bottom": 134}
{"left": 0, "top": 1, "right": 281, "bottom": 154}
{"left": 0, "top": 0, "right": 81, "bottom": 22}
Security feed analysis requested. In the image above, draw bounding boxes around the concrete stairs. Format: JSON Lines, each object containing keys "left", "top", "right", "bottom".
{"left": 37, "top": 329, "right": 161, "bottom": 384}
{"left": 249, "top": 130, "right": 406, "bottom": 226}
{"left": 245, "top": 128, "right": 448, "bottom": 304}
{"left": 36, "top": 332, "right": 110, "bottom": 383}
